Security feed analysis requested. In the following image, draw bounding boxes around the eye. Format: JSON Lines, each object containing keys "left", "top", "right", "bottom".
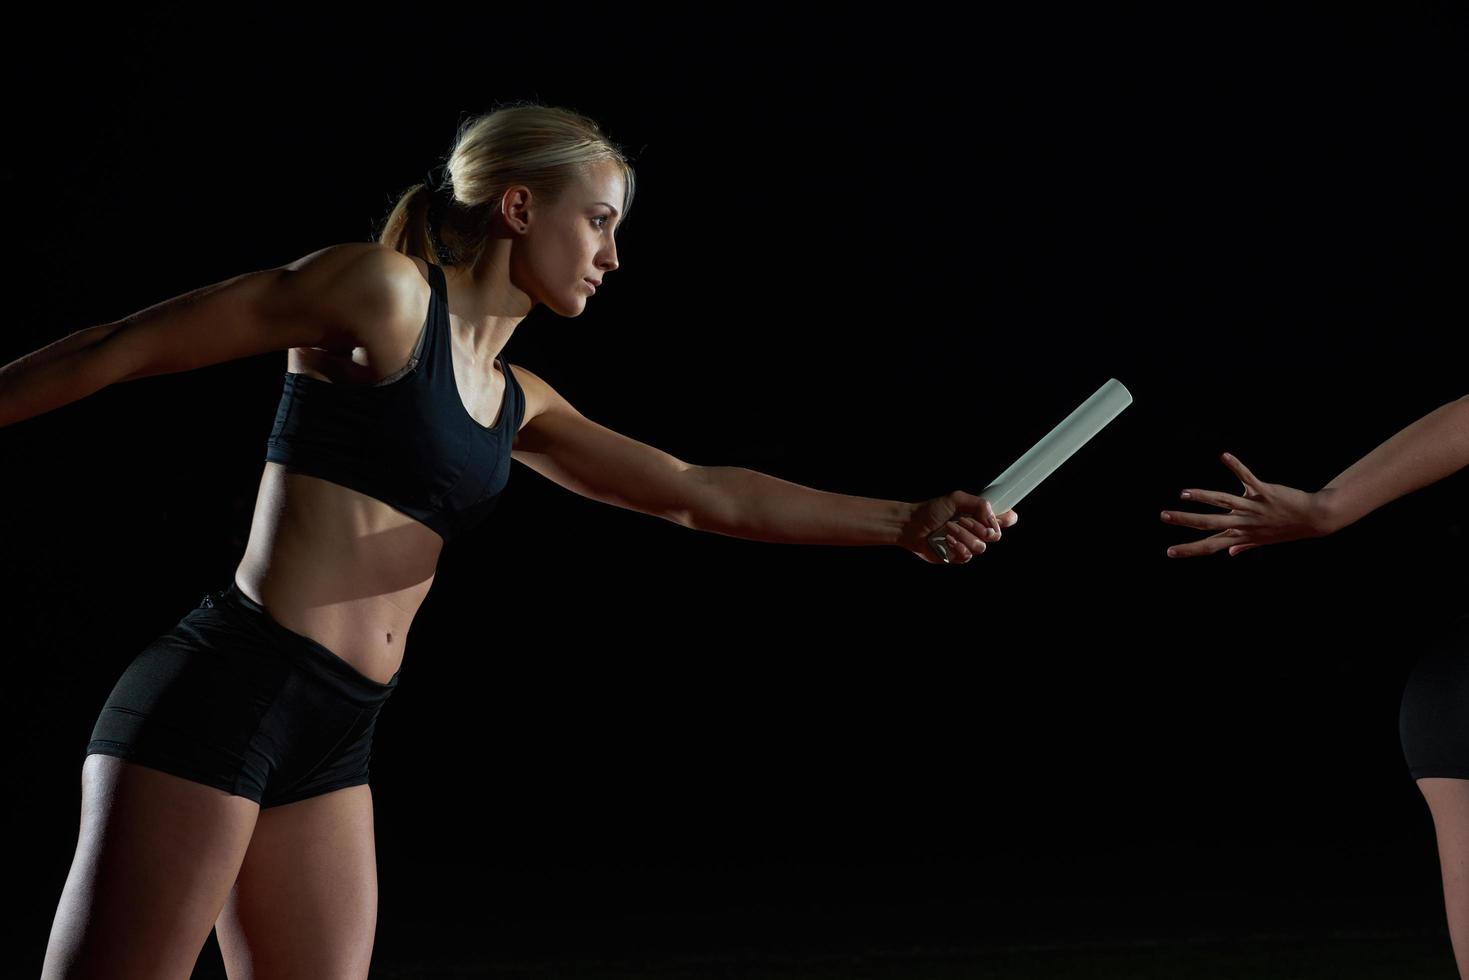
{"left": 592, "top": 215, "right": 610, "bottom": 229}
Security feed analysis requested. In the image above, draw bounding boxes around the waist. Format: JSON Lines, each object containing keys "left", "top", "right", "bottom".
{"left": 206, "top": 579, "right": 405, "bottom": 695}
{"left": 237, "top": 469, "right": 441, "bottom": 685}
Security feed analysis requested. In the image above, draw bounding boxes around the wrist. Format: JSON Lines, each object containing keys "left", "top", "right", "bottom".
{"left": 1310, "top": 488, "right": 1342, "bottom": 537}
{"left": 892, "top": 501, "right": 920, "bottom": 547}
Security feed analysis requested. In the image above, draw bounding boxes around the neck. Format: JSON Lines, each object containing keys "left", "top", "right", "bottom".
{"left": 441, "top": 247, "right": 527, "bottom": 360}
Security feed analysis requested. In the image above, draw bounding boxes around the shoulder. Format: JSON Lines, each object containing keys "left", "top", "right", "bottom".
{"left": 504, "top": 362, "right": 577, "bottom": 431}
{"left": 277, "top": 242, "right": 429, "bottom": 352}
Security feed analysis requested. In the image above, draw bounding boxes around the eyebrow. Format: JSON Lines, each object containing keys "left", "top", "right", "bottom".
{"left": 592, "top": 202, "right": 620, "bottom": 217}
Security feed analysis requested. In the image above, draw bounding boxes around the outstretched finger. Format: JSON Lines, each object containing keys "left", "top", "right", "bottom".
{"left": 1161, "top": 509, "right": 1253, "bottom": 532}
{"left": 1221, "top": 452, "right": 1265, "bottom": 495}
{"left": 1166, "top": 528, "right": 1241, "bottom": 559}
{"left": 1179, "top": 487, "right": 1257, "bottom": 513}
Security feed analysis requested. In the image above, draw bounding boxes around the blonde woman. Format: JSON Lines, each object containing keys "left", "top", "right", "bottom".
{"left": 7, "top": 103, "right": 1002, "bottom": 979}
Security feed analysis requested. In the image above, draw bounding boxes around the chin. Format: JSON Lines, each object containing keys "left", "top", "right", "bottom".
{"left": 550, "top": 296, "right": 588, "bottom": 318}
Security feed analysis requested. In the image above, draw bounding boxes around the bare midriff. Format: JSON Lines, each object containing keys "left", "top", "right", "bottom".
{"left": 233, "top": 462, "right": 443, "bottom": 685}
{"left": 231, "top": 251, "right": 521, "bottom": 685}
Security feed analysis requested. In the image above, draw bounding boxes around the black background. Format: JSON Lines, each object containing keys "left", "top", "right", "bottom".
{"left": 3, "top": 5, "right": 1466, "bottom": 974}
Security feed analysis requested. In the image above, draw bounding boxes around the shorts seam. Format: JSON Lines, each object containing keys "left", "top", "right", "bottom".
{"left": 231, "top": 670, "right": 300, "bottom": 799}
{"left": 1408, "top": 767, "right": 1469, "bottom": 781}
{"left": 263, "top": 774, "right": 372, "bottom": 809}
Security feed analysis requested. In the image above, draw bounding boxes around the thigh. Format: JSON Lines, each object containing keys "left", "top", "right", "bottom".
{"left": 1420, "top": 777, "right": 1469, "bottom": 845}
{"left": 42, "top": 754, "right": 260, "bottom": 980}
{"left": 1416, "top": 777, "right": 1469, "bottom": 977}
{"left": 214, "top": 783, "right": 379, "bottom": 980}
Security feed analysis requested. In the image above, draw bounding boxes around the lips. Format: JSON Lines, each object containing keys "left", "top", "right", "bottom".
{"left": 584, "top": 279, "right": 600, "bottom": 290}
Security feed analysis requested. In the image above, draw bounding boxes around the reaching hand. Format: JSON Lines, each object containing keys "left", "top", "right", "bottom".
{"left": 900, "top": 490, "right": 1019, "bottom": 564}
{"left": 1161, "top": 452, "right": 1334, "bottom": 558}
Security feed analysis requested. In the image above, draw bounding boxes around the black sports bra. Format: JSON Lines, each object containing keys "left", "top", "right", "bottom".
{"left": 264, "top": 259, "right": 523, "bottom": 541}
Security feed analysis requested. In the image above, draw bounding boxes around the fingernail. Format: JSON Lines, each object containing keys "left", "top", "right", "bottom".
{"left": 1167, "top": 548, "right": 1177, "bottom": 557}
{"left": 1180, "top": 491, "right": 1191, "bottom": 499}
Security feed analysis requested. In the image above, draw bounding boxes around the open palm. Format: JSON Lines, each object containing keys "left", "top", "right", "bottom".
{"left": 1160, "top": 452, "right": 1333, "bottom": 558}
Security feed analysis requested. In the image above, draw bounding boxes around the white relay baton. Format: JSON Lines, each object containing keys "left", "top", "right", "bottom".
{"left": 929, "top": 378, "right": 1134, "bottom": 563}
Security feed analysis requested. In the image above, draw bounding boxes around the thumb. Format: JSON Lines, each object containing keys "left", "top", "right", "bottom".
{"left": 951, "top": 490, "right": 997, "bottom": 524}
{"left": 949, "top": 489, "right": 988, "bottom": 510}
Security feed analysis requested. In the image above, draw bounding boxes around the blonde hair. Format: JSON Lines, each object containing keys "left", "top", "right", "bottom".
{"left": 377, "top": 101, "right": 636, "bottom": 269}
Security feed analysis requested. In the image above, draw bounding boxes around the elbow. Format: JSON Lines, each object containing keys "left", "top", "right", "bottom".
{"left": 90, "top": 320, "right": 159, "bottom": 384}
{"left": 68, "top": 322, "right": 133, "bottom": 388}
{"left": 676, "top": 465, "right": 736, "bottom": 534}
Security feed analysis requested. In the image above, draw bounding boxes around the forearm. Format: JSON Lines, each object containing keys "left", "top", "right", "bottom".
{"left": 1317, "top": 395, "right": 1469, "bottom": 533}
{"left": 689, "top": 465, "right": 915, "bottom": 547}
{"left": 0, "top": 322, "right": 124, "bottom": 428}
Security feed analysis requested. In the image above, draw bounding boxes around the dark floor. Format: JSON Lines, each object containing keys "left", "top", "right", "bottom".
{"left": 8, "top": 901, "right": 1456, "bottom": 979}
{"left": 231, "top": 924, "right": 1462, "bottom": 980}
{"left": 11, "top": 857, "right": 1458, "bottom": 979}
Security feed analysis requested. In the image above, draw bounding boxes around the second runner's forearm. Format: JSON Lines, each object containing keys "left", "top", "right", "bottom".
{"left": 1317, "top": 394, "right": 1469, "bottom": 533}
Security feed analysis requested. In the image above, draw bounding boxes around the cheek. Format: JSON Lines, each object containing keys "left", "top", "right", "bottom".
{"left": 522, "top": 232, "right": 589, "bottom": 294}
{"left": 546, "top": 233, "right": 586, "bottom": 270}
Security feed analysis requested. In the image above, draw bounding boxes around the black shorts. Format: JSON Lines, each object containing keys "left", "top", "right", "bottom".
{"left": 1400, "top": 611, "right": 1469, "bottom": 781}
{"left": 85, "top": 579, "right": 400, "bottom": 808}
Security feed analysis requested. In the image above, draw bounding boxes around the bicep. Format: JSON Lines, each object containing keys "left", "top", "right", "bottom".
{"left": 510, "top": 367, "right": 701, "bottom": 524}
{"left": 97, "top": 243, "right": 397, "bottom": 383}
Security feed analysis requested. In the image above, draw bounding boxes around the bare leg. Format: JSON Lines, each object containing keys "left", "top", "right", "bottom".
{"left": 1417, "top": 776, "right": 1469, "bottom": 980}
{"left": 42, "top": 755, "right": 260, "bottom": 980}
{"left": 214, "top": 783, "right": 379, "bottom": 979}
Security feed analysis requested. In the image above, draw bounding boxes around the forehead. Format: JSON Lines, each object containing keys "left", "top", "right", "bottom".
{"left": 573, "top": 160, "right": 626, "bottom": 204}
